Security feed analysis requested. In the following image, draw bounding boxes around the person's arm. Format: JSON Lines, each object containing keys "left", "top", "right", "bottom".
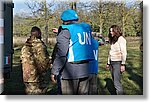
{"left": 51, "top": 29, "right": 70, "bottom": 76}
{"left": 118, "top": 37, "right": 127, "bottom": 73}
{"left": 51, "top": 26, "right": 62, "bottom": 66}
{"left": 51, "top": 44, "right": 57, "bottom": 64}
{"left": 106, "top": 53, "right": 110, "bottom": 71}
{"left": 119, "top": 37, "right": 127, "bottom": 65}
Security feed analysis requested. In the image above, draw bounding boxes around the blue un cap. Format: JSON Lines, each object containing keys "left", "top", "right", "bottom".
{"left": 61, "top": 9, "right": 79, "bottom": 21}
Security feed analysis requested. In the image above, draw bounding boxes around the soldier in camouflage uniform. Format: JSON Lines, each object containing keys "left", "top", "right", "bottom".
{"left": 20, "top": 26, "right": 50, "bottom": 95}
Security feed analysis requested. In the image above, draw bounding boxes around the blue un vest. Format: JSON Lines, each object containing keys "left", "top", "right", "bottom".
{"left": 89, "top": 38, "right": 99, "bottom": 74}
{"left": 61, "top": 22, "right": 94, "bottom": 62}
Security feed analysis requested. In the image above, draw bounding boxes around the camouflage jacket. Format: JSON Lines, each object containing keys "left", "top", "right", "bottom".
{"left": 20, "top": 36, "right": 50, "bottom": 82}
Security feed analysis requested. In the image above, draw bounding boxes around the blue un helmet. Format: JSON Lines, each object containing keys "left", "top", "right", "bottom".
{"left": 61, "top": 9, "right": 79, "bottom": 21}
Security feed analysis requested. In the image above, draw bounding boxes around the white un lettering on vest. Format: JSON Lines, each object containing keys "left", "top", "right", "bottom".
{"left": 77, "top": 32, "right": 91, "bottom": 45}
{"left": 93, "top": 50, "right": 98, "bottom": 60}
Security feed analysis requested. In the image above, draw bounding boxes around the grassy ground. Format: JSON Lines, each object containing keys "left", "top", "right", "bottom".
{"left": 3, "top": 37, "right": 143, "bottom": 95}
{"left": 97, "top": 37, "right": 143, "bottom": 95}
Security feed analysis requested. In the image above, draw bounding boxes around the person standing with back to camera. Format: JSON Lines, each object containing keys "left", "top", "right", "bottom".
{"left": 51, "top": 9, "right": 94, "bottom": 95}
{"left": 106, "top": 25, "right": 127, "bottom": 95}
{"left": 20, "top": 26, "right": 50, "bottom": 95}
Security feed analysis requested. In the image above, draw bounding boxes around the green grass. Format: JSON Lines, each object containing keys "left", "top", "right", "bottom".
{"left": 3, "top": 37, "right": 143, "bottom": 95}
{"left": 97, "top": 37, "right": 143, "bottom": 95}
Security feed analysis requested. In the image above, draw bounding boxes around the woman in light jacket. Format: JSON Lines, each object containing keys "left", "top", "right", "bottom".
{"left": 106, "top": 25, "right": 127, "bottom": 95}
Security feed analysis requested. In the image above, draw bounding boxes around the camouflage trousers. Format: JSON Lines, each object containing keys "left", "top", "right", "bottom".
{"left": 24, "top": 82, "right": 47, "bottom": 95}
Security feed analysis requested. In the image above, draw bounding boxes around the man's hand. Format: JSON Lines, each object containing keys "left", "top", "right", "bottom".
{"left": 120, "top": 65, "right": 125, "bottom": 73}
{"left": 0, "top": 78, "right": 4, "bottom": 84}
{"left": 106, "top": 64, "right": 110, "bottom": 71}
{"left": 50, "top": 64, "right": 53, "bottom": 69}
{"left": 51, "top": 74, "right": 57, "bottom": 83}
{"left": 52, "top": 28, "right": 58, "bottom": 33}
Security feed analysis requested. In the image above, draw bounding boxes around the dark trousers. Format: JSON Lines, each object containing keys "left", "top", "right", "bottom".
{"left": 61, "top": 77, "right": 89, "bottom": 95}
{"left": 88, "top": 74, "right": 97, "bottom": 95}
{"left": 110, "top": 61, "right": 123, "bottom": 95}
{"left": 57, "top": 75, "right": 62, "bottom": 95}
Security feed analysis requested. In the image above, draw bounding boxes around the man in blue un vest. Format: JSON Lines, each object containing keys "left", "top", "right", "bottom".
{"left": 51, "top": 9, "right": 94, "bottom": 95}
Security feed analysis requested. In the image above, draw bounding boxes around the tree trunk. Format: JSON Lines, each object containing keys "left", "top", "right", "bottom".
{"left": 44, "top": 0, "right": 48, "bottom": 44}
{"left": 122, "top": 16, "right": 125, "bottom": 36}
{"left": 70, "top": 2, "right": 77, "bottom": 11}
{"left": 99, "top": 24, "right": 102, "bottom": 34}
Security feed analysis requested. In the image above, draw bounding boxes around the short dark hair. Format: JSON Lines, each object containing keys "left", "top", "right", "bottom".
{"left": 31, "top": 26, "right": 41, "bottom": 39}
{"left": 31, "top": 26, "right": 41, "bottom": 33}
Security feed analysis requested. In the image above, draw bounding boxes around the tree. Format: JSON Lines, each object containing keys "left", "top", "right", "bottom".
{"left": 119, "top": 0, "right": 141, "bottom": 36}
{"left": 25, "top": 0, "right": 54, "bottom": 44}
{"left": 13, "top": 0, "right": 142, "bottom": 38}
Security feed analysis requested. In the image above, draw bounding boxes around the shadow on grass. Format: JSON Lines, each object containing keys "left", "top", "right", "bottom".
{"left": 104, "top": 78, "right": 117, "bottom": 95}
{"left": 3, "top": 64, "right": 26, "bottom": 95}
{"left": 97, "top": 76, "right": 106, "bottom": 95}
{"left": 3, "top": 63, "right": 58, "bottom": 95}
{"left": 125, "top": 50, "right": 143, "bottom": 94}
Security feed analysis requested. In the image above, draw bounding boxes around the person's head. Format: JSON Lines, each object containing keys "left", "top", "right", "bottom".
{"left": 108, "top": 25, "right": 122, "bottom": 44}
{"left": 60, "top": 9, "right": 79, "bottom": 25}
{"left": 109, "top": 25, "right": 122, "bottom": 37}
{"left": 31, "top": 26, "right": 41, "bottom": 39}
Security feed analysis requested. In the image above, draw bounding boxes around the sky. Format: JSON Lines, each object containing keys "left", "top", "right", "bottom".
{"left": 13, "top": 0, "right": 30, "bottom": 15}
